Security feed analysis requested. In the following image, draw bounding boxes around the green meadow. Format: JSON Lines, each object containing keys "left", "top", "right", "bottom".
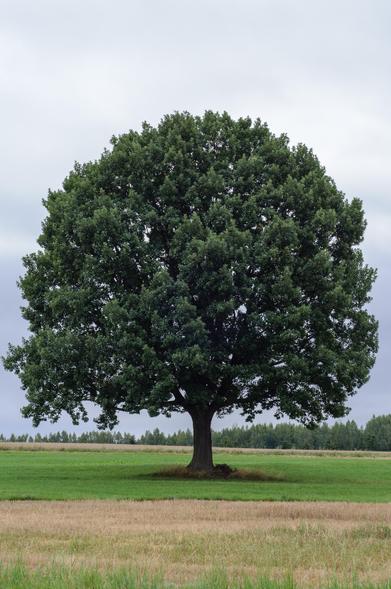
{"left": 0, "top": 565, "right": 390, "bottom": 589}
{"left": 0, "top": 448, "right": 390, "bottom": 502}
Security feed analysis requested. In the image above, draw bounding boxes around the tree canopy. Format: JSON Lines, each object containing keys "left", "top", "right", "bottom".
{"left": 4, "top": 111, "right": 378, "bottom": 470}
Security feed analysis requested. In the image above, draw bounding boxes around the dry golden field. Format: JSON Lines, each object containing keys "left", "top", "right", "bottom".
{"left": 1, "top": 500, "right": 391, "bottom": 586}
{"left": 1, "top": 441, "right": 391, "bottom": 458}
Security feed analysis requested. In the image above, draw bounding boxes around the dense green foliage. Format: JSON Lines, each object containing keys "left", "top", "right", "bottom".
{"left": 0, "top": 430, "right": 136, "bottom": 444}
{"left": 3, "top": 415, "right": 391, "bottom": 451}
{"left": 4, "top": 112, "right": 377, "bottom": 448}
{"left": 0, "top": 449, "right": 390, "bottom": 502}
{"left": 141, "top": 414, "right": 391, "bottom": 451}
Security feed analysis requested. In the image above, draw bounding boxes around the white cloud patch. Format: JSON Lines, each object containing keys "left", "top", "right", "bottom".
{"left": 0, "top": 233, "right": 38, "bottom": 258}
{"left": 364, "top": 211, "right": 391, "bottom": 256}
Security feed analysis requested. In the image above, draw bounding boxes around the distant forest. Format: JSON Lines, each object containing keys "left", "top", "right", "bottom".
{"left": 1, "top": 414, "right": 391, "bottom": 451}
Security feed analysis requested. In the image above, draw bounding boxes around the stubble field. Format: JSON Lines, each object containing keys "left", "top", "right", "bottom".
{"left": 1, "top": 499, "right": 391, "bottom": 587}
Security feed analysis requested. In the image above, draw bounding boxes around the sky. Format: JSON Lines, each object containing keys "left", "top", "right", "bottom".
{"left": 0, "top": 0, "right": 390, "bottom": 436}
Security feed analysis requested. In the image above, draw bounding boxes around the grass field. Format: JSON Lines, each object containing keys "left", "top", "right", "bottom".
{"left": 1, "top": 500, "right": 391, "bottom": 586}
{"left": 1, "top": 566, "right": 391, "bottom": 589}
{"left": 1, "top": 446, "right": 390, "bottom": 587}
{"left": 0, "top": 447, "right": 390, "bottom": 501}
{"left": 0, "top": 565, "right": 391, "bottom": 589}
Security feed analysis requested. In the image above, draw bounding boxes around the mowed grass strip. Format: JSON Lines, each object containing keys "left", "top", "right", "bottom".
{"left": 0, "top": 449, "right": 390, "bottom": 501}
{"left": 1, "top": 501, "right": 391, "bottom": 586}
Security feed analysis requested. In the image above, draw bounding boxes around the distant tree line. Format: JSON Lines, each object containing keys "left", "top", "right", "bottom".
{"left": 0, "top": 431, "right": 136, "bottom": 445}
{"left": 1, "top": 415, "right": 391, "bottom": 451}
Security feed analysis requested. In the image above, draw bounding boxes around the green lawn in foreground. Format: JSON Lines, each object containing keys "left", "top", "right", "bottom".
{"left": 1, "top": 565, "right": 390, "bottom": 589}
{"left": 0, "top": 449, "right": 390, "bottom": 502}
{"left": 2, "top": 565, "right": 391, "bottom": 589}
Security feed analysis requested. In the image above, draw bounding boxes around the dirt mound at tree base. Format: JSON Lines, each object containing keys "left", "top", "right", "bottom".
{"left": 153, "top": 464, "right": 282, "bottom": 481}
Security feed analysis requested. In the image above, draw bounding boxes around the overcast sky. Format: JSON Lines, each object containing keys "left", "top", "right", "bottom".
{"left": 1, "top": 0, "right": 390, "bottom": 436}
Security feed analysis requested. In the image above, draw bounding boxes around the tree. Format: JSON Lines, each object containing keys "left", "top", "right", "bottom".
{"left": 365, "top": 415, "right": 391, "bottom": 451}
{"left": 3, "top": 111, "right": 378, "bottom": 471}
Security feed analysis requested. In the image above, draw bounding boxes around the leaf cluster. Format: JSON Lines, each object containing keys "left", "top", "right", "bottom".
{"left": 4, "top": 111, "right": 378, "bottom": 427}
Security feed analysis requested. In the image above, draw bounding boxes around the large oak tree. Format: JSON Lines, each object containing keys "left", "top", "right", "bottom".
{"left": 4, "top": 112, "right": 378, "bottom": 470}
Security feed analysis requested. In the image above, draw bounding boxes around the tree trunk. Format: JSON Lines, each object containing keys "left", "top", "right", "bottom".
{"left": 188, "top": 409, "right": 214, "bottom": 471}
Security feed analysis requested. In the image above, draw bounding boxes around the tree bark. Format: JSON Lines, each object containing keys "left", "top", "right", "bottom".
{"left": 187, "top": 408, "right": 214, "bottom": 471}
